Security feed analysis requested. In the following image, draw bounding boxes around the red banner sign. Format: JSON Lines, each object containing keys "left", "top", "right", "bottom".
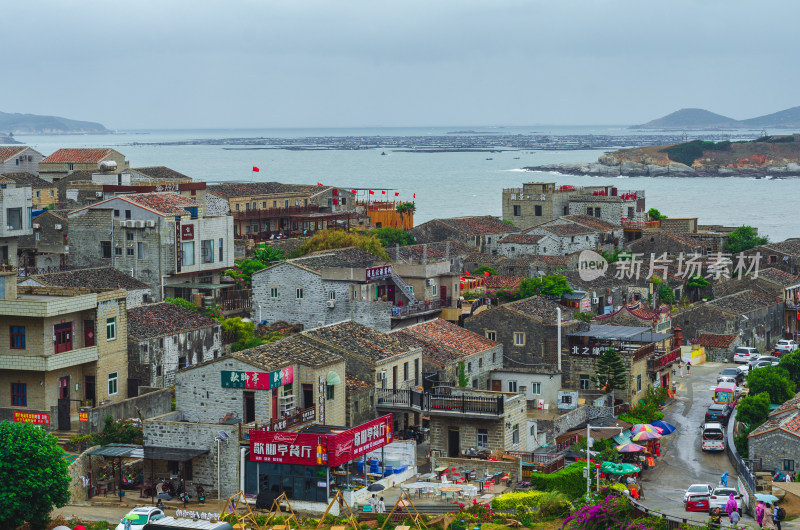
{"left": 14, "top": 412, "right": 50, "bottom": 425}
{"left": 249, "top": 414, "right": 393, "bottom": 466}
{"left": 365, "top": 266, "right": 392, "bottom": 281}
{"left": 182, "top": 224, "right": 195, "bottom": 241}
{"left": 79, "top": 412, "right": 89, "bottom": 422}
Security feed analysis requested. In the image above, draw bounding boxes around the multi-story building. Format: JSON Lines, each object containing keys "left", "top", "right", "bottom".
{"left": 499, "top": 215, "right": 622, "bottom": 257}
{"left": 0, "top": 272, "right": 128, "bottom": 430}
{"left": 0, "top": 176, "right": 33, "bottom": 266}
{"left": 39, "top": 148, "right": 129, "bottom": 182}
{"left": 67, "top": 192, "right": 234, "bottom": 302}
{"left": 17, "top": 209, "right": 69, "bottom": 270}
{"left": 2, "top": 172, "right": 57, "bottom": 208}
{"left": 0, "top": 146, "right": 44, "bottom": 176}
{"left": 19, "top": 267, "right": 153, "bottom": 309}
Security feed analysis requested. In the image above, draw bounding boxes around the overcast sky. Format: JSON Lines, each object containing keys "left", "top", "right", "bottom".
{"left": 4, "top": 0, "right": 799, "bottom": 130}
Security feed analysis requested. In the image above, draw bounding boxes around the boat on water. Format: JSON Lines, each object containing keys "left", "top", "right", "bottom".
{"left": 514, "top": 157, "right": 520, "bottom": 159}
{"left": 485, "top": 157, "right": 493, "bottom": 160}
{"left": 381, "top": 151, "right": 387, "bottom": 156}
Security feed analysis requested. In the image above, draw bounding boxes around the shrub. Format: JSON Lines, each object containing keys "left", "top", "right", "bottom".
{"left": 527, "top": 462, "right": 586, "bottom": 499}
{"left": 491, "top": 490, "right": 546, "bottom": 509}
{"left": 537, "top": 490, "right": 572, "bottom": 517}
{"left": 563, "top": 493, "right": 634, "bottom": 530}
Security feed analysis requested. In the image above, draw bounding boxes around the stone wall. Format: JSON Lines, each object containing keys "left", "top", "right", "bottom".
{"left": 347, "top": 386, "right": 377, "bottom": 427}
{"left": 551, "top": 404, "right": 615, "bottom": 438}
{"left": 567, "top": 351, "right": 649, "bottom": 406}
{"left": 80, "top": 387, "right": 172, "bottom": 434}
{"left": 748, "top": 428, "right": 800, "bottom": 474}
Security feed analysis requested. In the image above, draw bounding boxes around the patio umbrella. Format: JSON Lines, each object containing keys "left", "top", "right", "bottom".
{"left": 631, "top": 430, "right": 662, "bottom": 442}
{"left": 631, "top": 424, "right": 663, "bottom": 434}
{"left": 367, "top": 483, "right": 385, "bottom": 492}
{"left": 755, "top": 494, "right": 780, "bottom": 503}
{"left": 616, "top": 443, "right": 646, "bottom": 453}
{"left": 600, "top": 461, "right": 641, "bottom": 475}
{"left": 651, "top": 420, "right": 676, "bottom": 435}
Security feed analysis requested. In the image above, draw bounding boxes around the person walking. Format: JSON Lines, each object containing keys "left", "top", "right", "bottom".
{"left": 721, "top": 471, "right": 729, "bottom": 487}
{"left": 377, "top": 496, "right": 386, "bottom": 514}
{"left": 678, "top": 361, "right": 684, "bottom": 377}
{"left": 724, "top": 493, "right": 737, "bottom": 521}
{"left": 686, "top": 361, "right": 691, "bottom": 375}
{"left": 369, "top": 494, "right": 377, "bottom": 511}
{"left": 763, "top": 503, "right": 776, "bottom": 529}
{"left": 729, "top": 509, "right": 741, "bottom": 528}
{"left": 773, "top": 503, "right": 785, "bottom": 530}
{"left": 756, "top": 500, "right": 766, "bottom": 527}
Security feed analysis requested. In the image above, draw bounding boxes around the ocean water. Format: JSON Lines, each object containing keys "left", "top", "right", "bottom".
{"left": 10, "top": 126, "right": 798, "bottom": 242}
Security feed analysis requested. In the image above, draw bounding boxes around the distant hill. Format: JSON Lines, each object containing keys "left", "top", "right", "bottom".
{"left": 632, "top": 106, "right": 800, "bottom": 130}
{"left": 0, "top": 111, "right": 110, "bottom": 135}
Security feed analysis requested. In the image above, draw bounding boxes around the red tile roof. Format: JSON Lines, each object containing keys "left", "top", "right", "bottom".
{"left": 695, "top": 333, "right": 738, "bottom": 349}
{"left": 120, "top": 192, "right": 199, "bottom": 215}
{"left": 41, "top": 148, "right": 117, "bottom": 164}
{"left": 402, "top": 318, "right": 498, "bottom": 358}
{"left": 750, "top": 410, "right": 800, "bottom": 439}
{"left": 0, "top": 146, "right": 27, "bottom": 162}
{"left": 438, "top": 216, "right": 517, "bottom": 236}
{"left": 485, "top": 276, "right": 524, "bottom": 290}
{"left": 592, "top": 302, "right": 668, "bottom": 324}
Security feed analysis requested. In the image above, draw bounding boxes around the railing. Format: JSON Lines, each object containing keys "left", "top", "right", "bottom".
{"left": 631, "top": 342, "right": 656, "bottom": 361}
{"left": 727, "top": 408, "right": 756, "bottom": 494}
{"left": 14, "top": 265, "right": 71, "bottom": 277}
{"left": 220, "top": 289, "right": 252, "bottom": 311}
{"left": 238, "top": 406, "right": 316, "bottom": 440}
{"left": 510, "top": 452, "right": 565, "bottom": 474}
{"left": 647, "top": 347, "right": 681, "bottom": 372}
{"left": 375, "top": 388, "right": 506, "bottom": 416}
{"left": 375, "top": 388, "right": 426, "bottom": 409}
{"left": 231, "top": 205, "right": 320, "bottom": 220}
{"left": 622, "top": 219, "right": 661, "bottom": 229}
{"left": 391, "top": 299, "right": 446, "bottom": 317}
{"left": 390, "top": 269, "right": 418, "bottom": 304}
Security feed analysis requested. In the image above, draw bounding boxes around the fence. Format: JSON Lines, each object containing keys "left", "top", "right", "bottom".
{"left": 219, "top": 288, "right": 252, "bottom": 311}
{"left": 375, "top": 388, "right": 505, "bottom": 415}
{"left": 726, "top": 408, "right": 756, "bottom": 513}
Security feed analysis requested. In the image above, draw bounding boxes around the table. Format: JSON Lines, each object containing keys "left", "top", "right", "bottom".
{"left": 396, "top": 526, "right": 411, "bottom": 530}
{"left": 439, "top": 485, "right": 462, "bottom": 501}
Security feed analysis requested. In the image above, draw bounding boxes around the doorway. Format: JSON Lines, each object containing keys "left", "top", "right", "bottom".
{"left": 440, "top": 285, "right": 447, "bottom": 304}
{"left": 271, "top": 388, "right": 278, "bottom": 419}
{"left": 448, "top": 429, "right": 461, "bottom": 457}
{"left": 58, "top": 376, "right": 70, "bottom": 431}
{"left": 393, "top": 366, "right": 398, "bottom": 391}
{"left": 244, "top": 391, "right": 256, "bottom": 423}
{"left": 84, "top": 375, "right": 96, "bottom": 407}
{"left": 54, "top": 322, "right": 73, "bottom": 353}
{"left": 84, "top": 320, "right": 95, "bottom": 347}
{"left": 491, "top": 380, "right": 502, "bottom": 392}
{"left": 302, "top": 384, "right": 313, "bottom": 409}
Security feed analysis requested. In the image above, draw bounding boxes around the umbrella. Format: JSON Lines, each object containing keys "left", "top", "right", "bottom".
{"left": 631, "top": 430, "right": 662, "bottom": 442}
{"left": 631, "top": 424, "right": 663, "bottom": 434}
{"left": 367, "top": 483, "right": 385, "bottom": 492}
{"left": 52, "top": 527, "right": 71, "bottom": 530}
{"left": 600, "top": 461, "right": 641, "bottom": 475}
{"left": 755, "top": 494, "right": 780, "bottom": 503}
{"left": 651, "top": 420, "right": 676, "bottom": 435}
{"left": 616, "top": 443, "right": 646, "bottom": 453}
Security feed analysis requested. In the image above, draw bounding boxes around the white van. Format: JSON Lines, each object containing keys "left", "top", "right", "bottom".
{"left": 734, "top": 347, "right": 758, "bottom": 364}
{"left": 701, "top": 423, "right": 725, "bottom": 452}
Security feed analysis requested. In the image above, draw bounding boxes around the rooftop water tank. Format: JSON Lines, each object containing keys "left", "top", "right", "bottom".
{"left": 99, "top": 160, "right": 117, "bottom": 171}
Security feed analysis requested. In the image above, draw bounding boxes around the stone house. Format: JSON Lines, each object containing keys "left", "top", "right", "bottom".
{"left": 513, "top": 216, "right": 621, "bottom": 257}
{"left": 17, "top": 209, "right": 69, "bottom": 270}
{"left": 464, "top": 295, "right": 583, "bottom": 369}
{"left": 393, "top": 318, "right": 503, "bottom": 390}
{"left": 748, "top": 391, "right": 800, "bottom": 475}
{"left": 387, "top": 240, "right": 473, "bottom": 273}
{"left": 122, "top": 166, "right": 193, "bottom": 185}
{"left": 496, "top": 233, "right": 545, "bottom": 258}
{"left": 39, "top": 148, "right": 129, "bottom": 182}
{"left": 673, "top": 289, "right": 784, "bottom": 352}
{"left": 625, "top": 231, "right": 705, "bottom": 258}
{"left": 346, "top": 376, "right": 376, "bottom": 427}
{"left": 0, "top": 272, "right": 128, "bottom": 430}
{"left": 592, "top": 302, "right": 672, "bottom": 333}
{"left": 713, "top": 267, "right": 799, "bottom": 302}
{"left": 0, "top": 146, "right": 44, "bottom": 176}
{"left": 19, "top": 266, "right": 153, "bottom": 309}
{"left": 68, "top": 192, "right": 234, "bottom": 302}
{"left": 567, "top": 192, "right": 646, "bottom": 226}
{"left": 410, "top": 216, "right": 518, "bottom": 254}
{"left": 489, "top": 366, "right": 562, "bottom": 410}
{"left": 695, "top": 334, "right": 740, "bottom": 363}
{"left": 748, "top": 239, "right": 800, "bottom": 276}
{"left": 0, "top": 175, "right": 33, "bottom": 266}
{"left": 2, "top": 172, "right": 57, "bottom": 208}
{"left": 127, "top": 302, "right": 222, "bottom": 390}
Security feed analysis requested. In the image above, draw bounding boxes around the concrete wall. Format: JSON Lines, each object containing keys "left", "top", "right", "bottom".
{"left": 80, "top": 387, "right": 172, "bottom": 434}
{"left": 490, "top": 370, "right": 562, "bottom": 409}
{"left": 0, "top": 147, "right": 43, "bottom": 176}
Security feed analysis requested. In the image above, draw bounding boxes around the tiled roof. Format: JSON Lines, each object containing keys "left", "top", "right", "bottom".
{"left": 706, "top": 289, "right": 782, "bottom": 314}
{"left": 763, "top": 239, "right": 800, "bottom": 258}
{"left": 757, "top": 267, "right": 799, "bottom": 286}
{"left": 770, "top": 392, "right": 800, "bottom": 418}
{"left": 121, "top": 192, "right": 199, "bottom": 215}
{"left": 127, "top": 302, "right": 219, "bottom": 341}
{"left": 0, "top": 146, "right": 27, "bottom": 162}
{"left": 505, "top": 295, "right": 573, "bottom": 322}
{"left": 436, "top": 216, "right": 516, "bottom": 236}
{"left": 346, "top": 375, "right": 373, "bottom": 394}
{"left": 750, "top": 410, "right": 800, "bottom": 439}
{"left": 592, "top": 302, "right": 668, "bottom": 324}
{"left": 1, "top": 172, "right": 54, "bottom": 188}
{"left": 41, "top": 148, "right": 117, "bottom": 164}
{"left": 539, "top": 220, "right": 595, "bottom": 237}
{"left": 305, "top": 321, "right": 412, "bottom": 361}
{"left": 129, "top": 166, "right": 192, "bottom": 181}
{"left": 387, "top": 240, "right": 472, "bottom": 261}
{"left": 0, "top": 175, "right": 15, "bottom": 184}
{"left": 566, "top": 215, "right": 620, "bottom": 231}
{"left": 403, "top": 318, "right": 498, "bottom": 354}
{"left": 30, "top": 267, "right": 150, "bottom": 291}
{"left": 500, "top": 233, "right": 544, "bottom": 245}
{"left": 234, "top": 334, "right": 344, "bottom": 369}
{"left": 485, "top": 276, "right": 525, "bottom": 290}
{"left": 287, "top": 247, "right": 384, "bottom": 273}
{"left": 663, "top": 232, "right": 704, "bottom": 248}
{"left": 394, "top": 329, "right": 463, "bottom": 366}
{"left": 207, "top": 182, "right": 323, "bottom": 199}
{"left": 695, "top": 333, "right": 738, "bottom": 349}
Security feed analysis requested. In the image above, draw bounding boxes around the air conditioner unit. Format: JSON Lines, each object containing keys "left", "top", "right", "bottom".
{"left": 378, "top": 370, "right": 387, "bottom": 380}
{"left": 592, "top": 298, "right": 599, "bottom": 304}
{"left": 135, "top": 220, "right": 145, "bottom": 228}
{"left": 426, "top": 279, "right": 435, "bottom": 286}
{"left": 33, "top": 223, "right": 40, "bottom": 229}
{"left": 145, "top": 220, "right": 155, "bottom": 228}
{"left": 326, "top": 300, "right": 335, "bottom": 308}
{"left": 54, "top": 224, "right": 62, "bottom": 230}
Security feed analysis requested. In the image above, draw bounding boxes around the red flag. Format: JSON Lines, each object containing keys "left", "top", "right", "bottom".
{"left": 351, "top": 190, "right": 357, "bottom": 194}
{"left": 369, "top": 190, "right": 374, "bottom": 195}
{"left": 394, "top": 192, "right": 399, "bottom": 197}
{"left": 460, "top": 277, "right": 465, "bottom": 281}
{"left": 317, "top": 182, "right": 323, "bottom": 186}
{"left": 252, "top": 166, "right": 260, "bottom": 172}
{"left": 484, "top": 271, "right": 490, "bottom": 277}
{"left": 413, "top": 193, "right": 416, "bottom": 198}
{"left": 465, "top": 270, "right": 470, "bottom": 276}
{"left": 332, "top": 188, "right": 338, "bottom": 196}
{"left": 381, "top": 190, "right": 386, "bottom": 195}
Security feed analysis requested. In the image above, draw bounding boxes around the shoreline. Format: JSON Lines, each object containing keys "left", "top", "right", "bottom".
{"left": 523, "top": 164, "right": 800, "bottom": 179}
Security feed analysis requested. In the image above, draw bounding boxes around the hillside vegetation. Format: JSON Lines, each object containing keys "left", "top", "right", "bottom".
{"left": 0, "top": 111, "right": 110, "bottom": 134}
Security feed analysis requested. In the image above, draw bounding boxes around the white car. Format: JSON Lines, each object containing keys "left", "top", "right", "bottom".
{"left": 708, "top": 487, "right": 743, "bottom": 515}
{"left": 733, "top": 347, "right": 759, "bottom": 364}
{"left": 774, "top": 340, "right": 798, "bottom": 354}
{"left": 684, "top": 483, "right": 712, "bottom": 503}
{"left": 115, "top": 507, "right": 165, "bottom": 530}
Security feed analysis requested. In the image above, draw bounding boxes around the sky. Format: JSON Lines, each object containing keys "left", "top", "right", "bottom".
{"left": 4, "top": 0, "right": 800, "bottom": 130}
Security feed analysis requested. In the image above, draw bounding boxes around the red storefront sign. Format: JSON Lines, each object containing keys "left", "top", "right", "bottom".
{"left": 14, "top": 412, "right": 50, "bottom": 425}
{"left": 249, "top": 414, "right": 393, "bottom": 466}
{"left": 181, "top": 224, "right": 195, "bottom": 241}
{"left": 79, "top": 412, "right": 89, "bottom": 422}
{"left": 365, "top": 266, "right": 392, "bottom": 281}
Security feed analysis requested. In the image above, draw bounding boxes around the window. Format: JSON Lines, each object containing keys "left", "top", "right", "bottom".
{"left": 432, "top": 284, "right": 437, "bottom": 296}
{"left": 35, "top": 232, "right": 40, "bottom": 241}
{"left": 784, "top": 459, "right": 796, "bottom": 472}
{"left": 492, "top": 351, "right": 497, "bottom": 363}
{"left": 467, "top": 362, "right": 472, "bottom": 373}
{"left": 101, "top": 241, "right": 112, "bottom": 259}
{"left": 181, "top": 241, "right": 195, "bottom": 266}
{"left": 508, "top": 381, "right": 517, "bottom": 392}
{"left": 126, "top": 248, "right": 134, "bottom": 256}
{"left": 513, "top": 332, "right": 525, "bottom": 346}
{"left": 284, "top": 200, "right": 289, "bottom": 208}
{"left": 235, "top": 203, "right": 240, "bottom": 211}
{"left": 270, "top": 287, "right": 279, "bottom": 298}
{"left": 126, "top": 232, "right": 134, "bottom": 241}
{"left": 273, "top": 200, "right": 277, "bottom": 207}
{"left": 594, "top": 208, "right": 601, "bottom": 218}
{"left": 478, "top": 358, "right": 483, "bottom": 368}
{"left": 513, "top": 205, "right": 521, "bottom": 217}
{"left": 68, "top": 163, "right": 74, "bottom": 170}
{"left": 636, "top": 374, "right": 642, "bottom": 392}
{"left": 106, "top": 317, "right": 117, "bottom": 341}
{"left": 477, "top": 429, "right": 489, "bottom": 448}
{"left": 115, "top": 247, "right": 122, "bottom": 256}
{"left": 404, "top": 362, "right": 409, "bottom": 381}
{"left": 534, "top": 205, "right": 542, "bottom": 216}
{"left": 531, "top": 382, "right": 541, "bottom": 395}
{"left": 296, "top": 287, "right": 304, "bottom": 299}
{"left": 262, "top": 201, "right": 266, "bottom": 208}
{"left": 35, "top": 190, "right": 40, "bottom": 198}
{"left": 329, "top": 291, "right": 336, "bottom": 300}
{"left": 218, "top": 238, "right": 224, "bottom": 262}
{"left": 6, "top": 208, "right": 22, "bottom": 230}
{"left": 586, "top": 207, "right": 593, "bottom": 216}
{"left": 125, "top": 210, "right": 131, "bottom": 220}
{"left": 10, "top": 326, "right": 25, "bottom": 349}
{"left": 137, "top": 242, "right": 144, "bottom": 260}
{"left": 512, "top": 424, "right": 519, "bottom": 445}
{"left": 201, "top": 239, "right": 214, "bottom": 263}
{"left": 414, "top": 358, "right": 419, "bottom": 384}
{"left": 108, "top": 372, "right": 118, "bottom": 396}
{"left": 354, "top": 400, "right": 360, "bottom": 414}
{"left": 580, "top": 375, "right": 591, "bottom": 390}
{"left": 326, "top": 384, "right": 335, "bottom": 400}
{"left": 185, "top": 207, "right": 198, "bottom": 219}
{"left": 11, "top": 382, "right": 26, "bottom": 406}
{"left": 408, "top": 285, "right": 413, "bottom": 294}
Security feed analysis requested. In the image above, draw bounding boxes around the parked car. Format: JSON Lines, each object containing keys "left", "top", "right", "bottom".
{"left": 115, "top": 507, "right": 165, "bottom": 530}
{"left": 774, "top": 339, "right": 798, "bottom": 354}
{"left": 736, "top": 364, "right": 750, "bottom": 376}
{"left": 718, "top": 367, "right": 744, "bottom": 385}
{"left": 717, "top": 375, "right": 737, "bottom": 386}
{"left": 683, "top": 484, "right": 713, "bottom": 503}
{"left": 705, "top": 403, "right": 733, "bottom": 425}
{"left": 685, "top": 493, "right": 711, "bottom": 512}
{"left": 734, "top": 346, "right": 759, "bottom": 364}
{"left": 749, "top": 355, "right": 780, "bottom": 369}
{"left": 708, "top": 487, "right": 743, "bottom": 515}
{"left": 752, "top": 359, "right": 780, "bottom": 370}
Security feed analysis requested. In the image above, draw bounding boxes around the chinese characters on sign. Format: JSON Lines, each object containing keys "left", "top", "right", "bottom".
{"left": 156, "top": 184, "right": 180, "bottom": 192}
{"left": 250, "top": 432, "right": 317, "bottom": 465}
{"left": 365, "top": 265, "right": 393, "bottom": 281}
{"left": 79, "top": 412, "right": 88, "bottom": 422}
{"left": 14, "top": 412, "right": 50, "bottom": 425}
{"left": 611, "top": 252, "right": 761, "bottom": 282}
{"left": 510, "top": 194, "right": 546, "bottom": 201}
{"left": 220, "top": 367, "right": 294, "bottom": 390}
{"left": 580, "top": 299, "right": 591, "bottom": 312}
{"left": 571, "top": 345, "right": 605, "bottom": 356}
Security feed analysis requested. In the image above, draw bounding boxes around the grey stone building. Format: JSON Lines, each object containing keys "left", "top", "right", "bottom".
{"left": 695, "top": 333, "right": 740, "bottom": 363}
{"left": 489, "top": 366, "right": 562, "bottom": 410}
{"left": 748, "top": 391, "right": 800, "bottom": 475}
{"left": 505, "top": 215, "right": 622, "bottom": 257}
{"left": 127, "top": 302, "right": 222, "bottom": 390}
{"left": 18, "top": 209, "right": 69, "bottom": 270}
{"left": 0, "top": 146, "right": 43, "bottom": 176}
{"left": 39, "top": 148, "right": 129, "bottom": 182}
{"left": 346, "top": 376, "right": 376, "bottom": 428}
{"left": 625, "top": 231, "right": 705, "bottom": 258}
{"left": 0, "top": 176, "right": 33, "bottom": 266}
{"left": 68, "top": 191, "right": 234, "bottom": 302}
{"left": 409, "top": 216, "right": 518, "bottom": 254}
{"left": 387, "top": 240, "right": 473, "bottom": 273}
{"left": 19, "top": 266, "right": 153, "bottom": 309}
{"left": 748, "top": 239, "right": 800, "bottom": 276}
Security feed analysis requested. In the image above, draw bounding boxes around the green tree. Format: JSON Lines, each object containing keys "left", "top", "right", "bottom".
{"left": 165, "top": 297, "right": 201, "bottom": 313}
{"left": 686, "top": 275, "right": 710, "bottom": 300}
{"left": 574, "top": 311, "right": 595, "bottom": 323}
{"left": 778, "top": 350, "right": 800, "bottom": 391}
{"left": 0, "top": 421, "right": 71, "bottom": 529}
{"left": 657, "top": 283, "right": 675, "bottom": 305}
{"left": 473, "top": 265, "right": 497, "bottom": 276}
{"left": 252, "top": 246, "right": 285, "bottom": 264}
{"left": 298, "top": 230, "right": 389, "bottom": 259}
{"left": 222, "top": 258, "right": 270, "bottom": 287}
{"left": 746, "top": 366, "right": 795, "bottom": 404}
{"left": 457, "top": 361, "right": 469, "bottom": 387}
{"left": 593, "top": 347, "right": 627, "bottom": 391}
{"left": 518, "top": 274, "right": 573, "bottom": 299}
{"left": 647, "top": 208, "right": 667, "bottom": 220}
{"left": 367, "top": 226, "right": 415, "bottom": 247}
{"left": 725, "top": 225, "right": 769, "bottom": 254}
{"left": 736, "top": 392, "right": 771, "bottom": 430}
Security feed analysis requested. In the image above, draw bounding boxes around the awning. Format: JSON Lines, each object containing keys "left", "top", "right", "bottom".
{"left": 143, "top": 446, "right": 210, "bottom": 462}
{"left": 85, "top": 443, "right": 143, "bottom": 458}
{"left": 326, "top": 371, "right": 342, "bottom": 385}
{"left": 613, "top": 430, "right": 633, "bottom": 445}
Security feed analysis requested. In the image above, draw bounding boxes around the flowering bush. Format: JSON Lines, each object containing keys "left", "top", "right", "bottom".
{"left": 563, "top": 494, "right": 635, "bottom": 530}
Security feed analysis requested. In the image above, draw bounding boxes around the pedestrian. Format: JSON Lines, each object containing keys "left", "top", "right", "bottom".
{"left": 729, "top": 509, "right": 741, "bottom": 528}
{"left": 764, "top": 503, "right": 776, "bottom": 529}
{"left": 725, "top": 493, "right": 737, "bottom": 520}
{"left": 709, "top": 507, "right": 722, "bottom": 529}
{"left": 686, "top": 361, "right": 691, "bottom": 375}
{"left": 377, "top": 496, "right": 386, "bottom": 514}
{"left": 774, "top": 503, "right": 785, "bottom": 530}
{"left": 721, "top": 471, "right": 729, "bottom": 488}
{"left": 785, "top": 472, "right": 793, "bottom": 483}
{"left": 756, "top": 500, "right": 766, "bottom": 527}
{"left": 369, "top": 494, "right": 377, "bottom": 511}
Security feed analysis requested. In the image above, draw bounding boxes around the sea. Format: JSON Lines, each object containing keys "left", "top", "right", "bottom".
{"left": 10, "top": 125, "right": 799, "bottom": 242}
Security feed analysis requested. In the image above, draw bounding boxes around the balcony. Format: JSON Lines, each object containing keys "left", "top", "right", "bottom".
{"left": 375, "top": 388, "right": 509, "bottom": 417}
{"left": 0, "top": 346, "right": 99, "bottom": 371}
{"left": 391, "top": 298, "right": 451, "bottom": 319}
{"left": 231, "top": 205, "right": 320, "bottom": 220}
{"left": 647, "top": 347, "right": 681, "bottom": 373}
{"left": 238, "top": 406, "right": 316, "bottom": 440}
{"left": 510, "top": 452, "right": 565, "bottom": 474}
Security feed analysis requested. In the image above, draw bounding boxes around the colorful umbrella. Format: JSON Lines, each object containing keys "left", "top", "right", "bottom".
{"left": 600, "top": 461, "right": 641, "bottom": 475}
{"left": 631, "top": 430, "right": 662, "bottom": 442}
{"left": 616, "top": 443, "right": 646, "bottom": 453}
{"left": 651, "top": 420, "right": 676, "bottom": 435}
{"left": 631, "top": 424, "right": 663, "bottom": 434}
